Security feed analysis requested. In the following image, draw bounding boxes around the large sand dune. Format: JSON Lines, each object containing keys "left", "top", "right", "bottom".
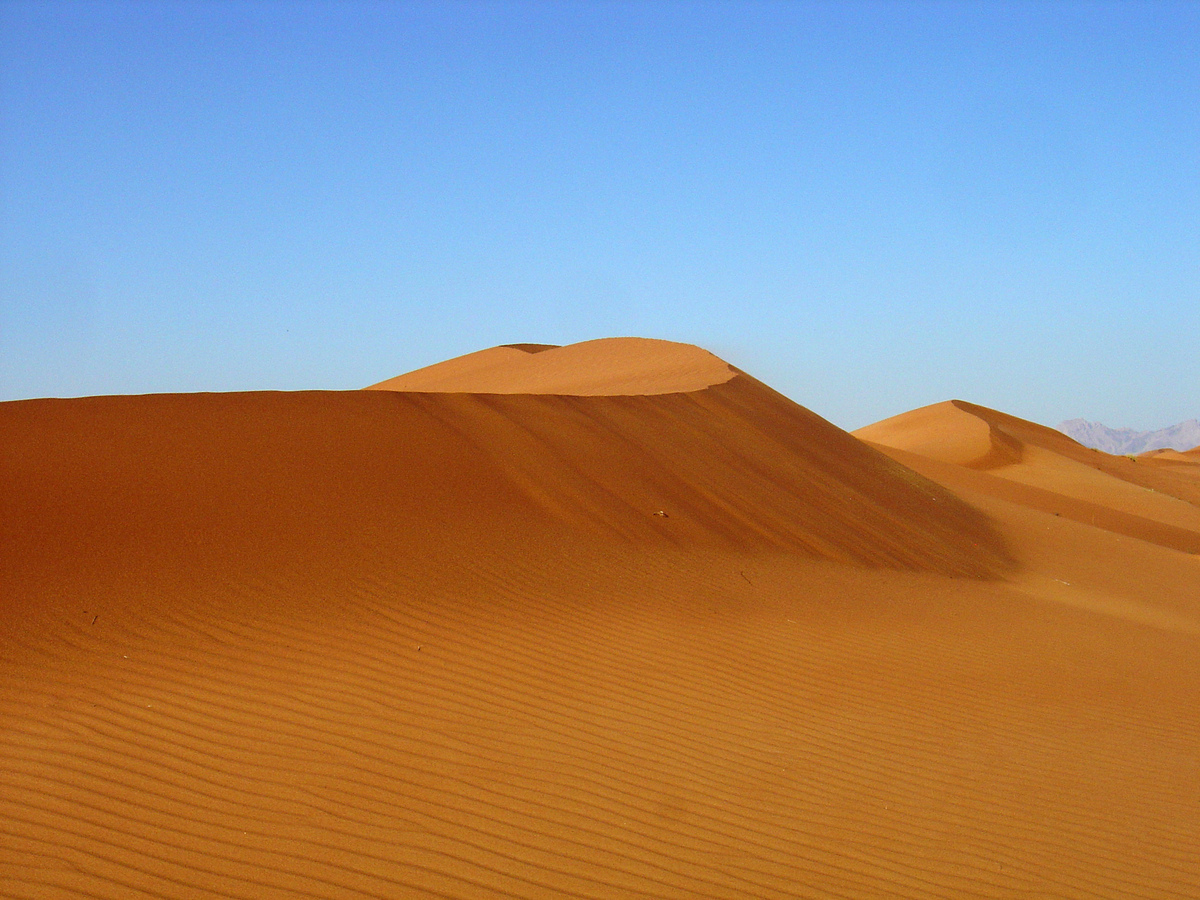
{"left": 3, "top": 341, "right": 1199, "bottom": 898}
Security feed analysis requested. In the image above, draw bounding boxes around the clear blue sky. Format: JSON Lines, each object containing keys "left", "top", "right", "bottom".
{"left": 2, "top": 0, "right": 1196, "bottom": 430}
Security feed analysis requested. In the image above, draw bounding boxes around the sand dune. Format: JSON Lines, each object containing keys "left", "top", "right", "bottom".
{"left": 1140, "top": 448, "right": 1190, "bottom": 461}
{"left": 3, "top": 343, "right": 1199, "bottom": 899}
{"left": 851, "top": 399, "right": 1022, "bottom": 470}
{"left": 857, "top": 399, "right": 1200, "bottom": 542}
{"left": 365, "top": 337, "right": 735, "bottom": 395}
{"left": 1139, "top": 446, "right": 1200, "bottom": 479}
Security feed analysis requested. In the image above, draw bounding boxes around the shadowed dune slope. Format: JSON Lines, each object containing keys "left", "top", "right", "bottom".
{"left": 856, "top": 399, "right": 1200, "bottom": 554}
{"left": 2, "top": 371, "right": 1007, "bottom": 651}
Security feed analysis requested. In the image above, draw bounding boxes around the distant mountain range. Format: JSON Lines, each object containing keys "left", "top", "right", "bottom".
{"left": 1058, "top": 418, "right": 1200, "bottom": 454}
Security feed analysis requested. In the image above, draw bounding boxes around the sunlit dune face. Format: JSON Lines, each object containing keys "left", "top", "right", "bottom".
{"left": 365, "top": 337, "right": 735, "bottom": 396}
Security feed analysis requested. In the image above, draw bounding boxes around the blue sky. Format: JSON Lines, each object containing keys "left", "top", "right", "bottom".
{"left": 2, "top": 0, "right": 1196, "bottom": 430}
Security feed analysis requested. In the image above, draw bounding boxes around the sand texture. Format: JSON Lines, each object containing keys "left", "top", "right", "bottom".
{"left": 3, "top": 342, "right": 1199, "bottom": 898}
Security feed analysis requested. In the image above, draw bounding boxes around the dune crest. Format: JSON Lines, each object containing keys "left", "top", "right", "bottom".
{"left": 365, "top": 337, "right": 735, "bottom": 395}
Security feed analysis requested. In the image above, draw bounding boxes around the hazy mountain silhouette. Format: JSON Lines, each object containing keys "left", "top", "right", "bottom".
{"left": 1058, "top": 418, "right": 1200, "bottom": 454}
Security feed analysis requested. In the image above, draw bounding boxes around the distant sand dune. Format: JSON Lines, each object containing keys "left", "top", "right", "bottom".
{"left": 1140, "top": 446, "right": 1200, "bottom": 479}
{"left": 1141, "top": 448, "right": 1197, "bottom": 462}
{"left": 3, "top": 342, "right": 1199, "bottom": 899}
{"left": 854, "top": 400, "right": 1022, "bottom": 470}
{"left": 857, "top": 399, "right": 1200, "bottom": 542}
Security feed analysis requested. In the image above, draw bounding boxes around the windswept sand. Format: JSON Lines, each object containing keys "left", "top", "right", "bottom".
{"left": 3, "top": 343, "right": 1198, "bottom": 898}
{"left": 365, "top": 337, "right": 736, "bottom": 396}
{"left": 856, "top": 399, "right": 1200, "bottom": 550}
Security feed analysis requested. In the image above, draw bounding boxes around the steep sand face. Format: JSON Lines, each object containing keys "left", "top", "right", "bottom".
{"left": 365, "top": 337, "right": 735, "bottom": 395}
{"left": 3, "top": 348, "right": 1200, "bottom": 899}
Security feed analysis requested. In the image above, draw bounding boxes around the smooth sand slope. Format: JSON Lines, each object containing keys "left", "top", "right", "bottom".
{"left": 3, "top": 341, "right": 1199, "bottom": 899}
{"left": 856, "top": 399, "right": 1200, "bottom": 553}
{"left": 855, "top": 397, "right": 1200, "bottom": 647}
{"left": 1139, "top": 446, "right": 1200, "bottom": 475}
{"left": 365, "top": 338, "right": 736, "bottom": 395}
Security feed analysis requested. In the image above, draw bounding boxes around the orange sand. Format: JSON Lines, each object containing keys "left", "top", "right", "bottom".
{"left": 3, "top": 342, "right": 1198, "bottom": 898}
{"left": 365, "top": 338, "right": 735, "bottom": 395}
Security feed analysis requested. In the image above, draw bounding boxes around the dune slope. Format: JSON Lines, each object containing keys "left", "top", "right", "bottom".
{"left": 857, "top": 399, "right": 1200, "bottom": 552}
{"left": 3, "top": 345, "right": 1199, "bottom": 899}
{"left": 1, "top": 366, "right": 1007, "bottom": 645}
